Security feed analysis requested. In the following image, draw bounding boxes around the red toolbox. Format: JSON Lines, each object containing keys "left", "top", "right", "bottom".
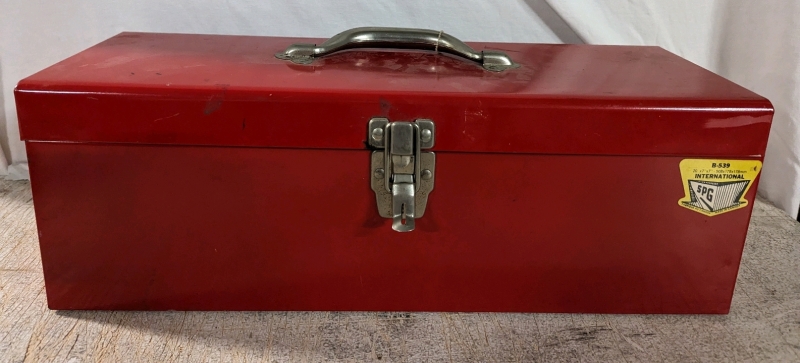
{"left": 15, "top": 28, "right": 772, "bottom": 313}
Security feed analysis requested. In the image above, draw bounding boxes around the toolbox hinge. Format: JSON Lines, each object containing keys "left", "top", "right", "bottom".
{"left": 368, "top": 118, "right": 436, "bottom": 232}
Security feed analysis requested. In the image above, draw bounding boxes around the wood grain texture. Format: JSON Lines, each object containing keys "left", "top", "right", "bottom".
{"left": 1, "top": 179, "right": 799, "bottom": 362}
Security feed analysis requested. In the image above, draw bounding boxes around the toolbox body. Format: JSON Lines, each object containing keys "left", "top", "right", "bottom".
{"left": 15, "top": 30, "right": 772, "bottom": 313}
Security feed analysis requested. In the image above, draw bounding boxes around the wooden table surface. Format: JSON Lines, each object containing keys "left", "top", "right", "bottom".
{"left": 1, "top": 179, "right": 799, "bottom": 362}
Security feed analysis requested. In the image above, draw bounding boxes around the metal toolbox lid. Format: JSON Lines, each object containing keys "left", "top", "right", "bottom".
{"left": 15, "top": 32, "right": 772, "bottom": 157}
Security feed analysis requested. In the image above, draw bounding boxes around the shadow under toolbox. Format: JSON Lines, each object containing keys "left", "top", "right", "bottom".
{"left": 14, "top": 28, "right": 773, "bottom": 313}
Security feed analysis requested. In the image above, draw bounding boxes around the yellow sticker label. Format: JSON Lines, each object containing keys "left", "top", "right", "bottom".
{"left": 678, "top": 159, "right": 761, "bottom": 216}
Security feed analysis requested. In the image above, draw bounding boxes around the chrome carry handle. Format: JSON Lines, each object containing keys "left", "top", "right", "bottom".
{"left": 275, "top": 27, "right": 517, "bottom": 72}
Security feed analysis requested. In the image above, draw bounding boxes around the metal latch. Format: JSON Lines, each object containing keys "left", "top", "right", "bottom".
{"left": 368, "top": 118, "right": 435, "bottom": 232}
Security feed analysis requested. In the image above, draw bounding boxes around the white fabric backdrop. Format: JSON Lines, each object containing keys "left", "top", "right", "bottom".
{"left": 0, "top": 0, "right": 797, "bottom": 218}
